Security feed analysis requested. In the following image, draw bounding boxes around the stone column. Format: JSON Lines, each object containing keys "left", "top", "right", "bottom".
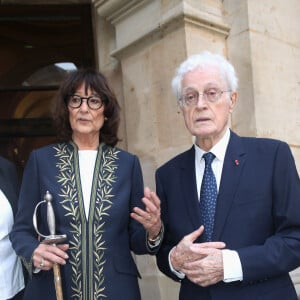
{"left": 92, "top": 1, "right": 230, "bottom": 299}
{"left": 223, "top": 0, "right": 300, "bottom": 172}
{"left": 224, "top": 0, "right": 300, "bottom": 295}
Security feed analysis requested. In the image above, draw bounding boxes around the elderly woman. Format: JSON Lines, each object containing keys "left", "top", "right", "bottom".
{"left": 10, "top": 68, "right": 162, "bottom": 300}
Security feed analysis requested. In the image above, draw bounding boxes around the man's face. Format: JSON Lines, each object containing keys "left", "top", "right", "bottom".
{"left": 179, "top": 66, "right": 236, "bottom": 149}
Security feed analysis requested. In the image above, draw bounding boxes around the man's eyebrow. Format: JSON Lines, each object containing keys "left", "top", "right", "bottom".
{"left": 182, "top": 86, "right": 198, "bottom": 92}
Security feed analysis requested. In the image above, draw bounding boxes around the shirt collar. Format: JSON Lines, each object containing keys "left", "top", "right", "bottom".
{"left": 194, "top": 128, "right": 230, "bottom": 162}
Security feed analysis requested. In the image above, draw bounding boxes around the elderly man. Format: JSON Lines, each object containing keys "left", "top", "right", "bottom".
{"left": 155, "top": 51, "right": 300, "bottom": 300}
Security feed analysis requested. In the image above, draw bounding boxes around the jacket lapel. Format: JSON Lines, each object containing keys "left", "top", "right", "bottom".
{"left": 0, "top": 167, "right": 18, "bottom": 217}
{"left": 180, "top": 147, "right": 202, "bottom": 229}
{"left": 213, "top": 131, "right": 246, "bottom": 240}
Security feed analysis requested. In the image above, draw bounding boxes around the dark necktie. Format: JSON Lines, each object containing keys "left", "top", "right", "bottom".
{"left": 199, "top": 152, "right": 217, "bottom": 242}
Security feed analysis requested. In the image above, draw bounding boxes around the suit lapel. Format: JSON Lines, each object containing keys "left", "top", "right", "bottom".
{"left": 213, "top": 131, "right": 246, "bottom": 240}
{"left": 0, "top": 167, "right": 18, "bottom": 216}
{"left": 180, "top": 147, "right": 202, "bottom": 229}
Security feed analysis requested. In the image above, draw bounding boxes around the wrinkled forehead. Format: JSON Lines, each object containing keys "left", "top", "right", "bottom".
{"left": 181, "top": 66, "right": 227, "bottom": 90}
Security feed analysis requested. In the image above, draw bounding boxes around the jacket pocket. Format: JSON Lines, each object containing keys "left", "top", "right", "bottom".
{"left": 113, "top": 253, "right": 141, "bottom": 278}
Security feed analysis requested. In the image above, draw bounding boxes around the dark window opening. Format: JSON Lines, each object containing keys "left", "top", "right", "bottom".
{"left": 0, "top": 4, "right": 96, "bottom": 177}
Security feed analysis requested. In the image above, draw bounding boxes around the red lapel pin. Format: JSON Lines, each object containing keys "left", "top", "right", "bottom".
{"left": 234, "top": 159, "right": 239, "bottom": 166}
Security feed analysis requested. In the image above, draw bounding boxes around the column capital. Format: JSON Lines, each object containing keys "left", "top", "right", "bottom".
{"left": 92, "top": 0, "right": 229, "bottom": 59}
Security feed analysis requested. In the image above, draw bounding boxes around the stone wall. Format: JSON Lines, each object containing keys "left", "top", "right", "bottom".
{"left": 224, "top": 0, "right": 300, "bottom": 173}
{"left": 93, "top": 1, "right": 300, "bottom": 299}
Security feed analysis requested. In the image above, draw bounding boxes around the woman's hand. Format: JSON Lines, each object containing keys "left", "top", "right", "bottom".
{"left": 33, "top": 243, "right": 69, "bottom": 270}
{"left": 131, "top": 187, "right": 162, "bottom": 239}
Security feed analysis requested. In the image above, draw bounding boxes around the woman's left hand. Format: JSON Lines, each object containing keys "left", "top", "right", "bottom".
{"left": 131, "top": 187, "right": 162, "bottom": 239}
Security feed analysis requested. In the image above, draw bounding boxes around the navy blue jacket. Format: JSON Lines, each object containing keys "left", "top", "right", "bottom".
{"left": 0, "top": 156, "right": 19, "bottom": 216}
{"left": 11, "top": 142, "right": 157, "bottom": 300}
{"left": 156, "top": 131, "right": 300, "bottom": 300}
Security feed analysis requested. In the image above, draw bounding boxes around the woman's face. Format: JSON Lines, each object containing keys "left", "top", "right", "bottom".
{"left": 68, "top": 83, "right": 105, "bottom": 141}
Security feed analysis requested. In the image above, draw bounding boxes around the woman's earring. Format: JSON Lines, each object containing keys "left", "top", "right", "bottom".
{"left": 104, "top": 117, "right": 108, "bottom": 121}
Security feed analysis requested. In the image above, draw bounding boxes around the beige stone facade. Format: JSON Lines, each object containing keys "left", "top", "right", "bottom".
{"left": 91, "top": 0, "right": 300, "bottom": 298}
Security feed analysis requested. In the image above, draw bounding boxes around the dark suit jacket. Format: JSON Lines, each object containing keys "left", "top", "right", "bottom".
{"left": 156, "top": 131, "right": 300, "bottom": 300}
{"left": 0, "top": 156, "right": 24, "bottom": 300}
{"left": 0, "top": 156, "right": 19, "bottom": 216}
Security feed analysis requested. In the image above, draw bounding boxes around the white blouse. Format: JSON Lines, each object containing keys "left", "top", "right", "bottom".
{"left": 0, "top": 189, "right": 24, "bottom": 300}
{"left": 78, "top": 150, "right": 97, "bottom": 218}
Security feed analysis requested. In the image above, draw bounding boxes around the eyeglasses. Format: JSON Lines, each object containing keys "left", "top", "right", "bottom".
{"left": 179, "top": 88, "right": 231, "bottom": 107}
{"left": 67, "top": 95, "right": 104, "bottom": 110}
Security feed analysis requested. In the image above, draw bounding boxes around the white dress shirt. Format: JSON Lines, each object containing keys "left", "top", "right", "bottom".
{"left": 0, "top": 189, "right": 24, "bottom": 300}
{"left": 169, "top": 128, "right": 243, "bottom": 282}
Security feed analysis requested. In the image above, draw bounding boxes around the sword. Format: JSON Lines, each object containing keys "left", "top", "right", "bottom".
{"left": 33, "top": 191, "right": 67, "bottom": 300}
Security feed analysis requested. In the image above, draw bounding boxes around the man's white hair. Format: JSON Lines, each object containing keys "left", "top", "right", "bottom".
{"left": 171, "top": 51, "right": 238, "bottom": 99}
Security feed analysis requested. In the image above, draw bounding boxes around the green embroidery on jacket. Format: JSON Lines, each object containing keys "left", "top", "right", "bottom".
{"left": 54, "top": 143, "right": 119, "bottom": 300}
{"left": 92, "top": 147, "right": 119, "bottom": 299}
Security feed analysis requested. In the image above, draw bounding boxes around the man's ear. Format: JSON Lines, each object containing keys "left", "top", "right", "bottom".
{"left": 229, "top": 92, "right": 237, "bottom": 112}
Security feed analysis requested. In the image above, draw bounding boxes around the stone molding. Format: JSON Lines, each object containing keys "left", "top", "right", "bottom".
{"left": 93, "top": 0, "right": 230, "bottom": 59}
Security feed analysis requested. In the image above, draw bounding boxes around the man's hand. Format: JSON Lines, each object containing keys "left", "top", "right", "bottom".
{"left": 182, "top": 244, "right": 224, "bottom": 286}
{"left": 170, "top": 226, "right": 225, "bottom": 286}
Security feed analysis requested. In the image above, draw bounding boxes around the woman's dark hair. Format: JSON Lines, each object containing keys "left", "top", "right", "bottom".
{"left": 52, "top": 68, "right": 120, "bottom": 146}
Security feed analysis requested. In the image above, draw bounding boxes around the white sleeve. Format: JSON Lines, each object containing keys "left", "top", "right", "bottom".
{"left": 168, "top": 247, "right": 185, "bottom": 279}
{"left": 222, "top": 249, "right": 243, "bottom": 282}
